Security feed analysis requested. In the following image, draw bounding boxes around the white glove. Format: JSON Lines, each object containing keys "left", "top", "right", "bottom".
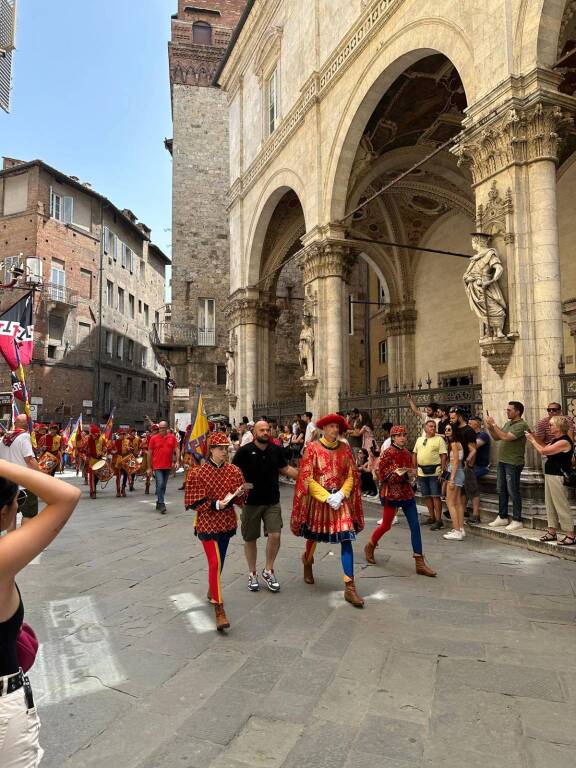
{"left": 327, "top": 491, "right": 344, "bottom": 510}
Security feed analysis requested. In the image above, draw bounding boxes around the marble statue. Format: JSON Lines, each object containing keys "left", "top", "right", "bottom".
{"left": 463, "top": 233, "right": 507, "bottom": 339}
{"left": 298, "top": 315, "right": 315, "bottom": 377}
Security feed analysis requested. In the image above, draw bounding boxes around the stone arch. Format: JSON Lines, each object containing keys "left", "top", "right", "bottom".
{"left": 244, "top": 169, "right": 308, "bottom": 287}
{"left": 515, "top": 0, "right": 568, "bottom": 72}
{"left": 323, "top": 21, "right": 475, "bottom": 223}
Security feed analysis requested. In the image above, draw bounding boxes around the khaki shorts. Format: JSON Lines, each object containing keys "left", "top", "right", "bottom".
{"left": 241, "top": 503, "right": 283, "bottom": 541}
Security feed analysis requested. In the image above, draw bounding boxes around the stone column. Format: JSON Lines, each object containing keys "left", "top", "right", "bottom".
{"left": 298, "top": 238, "right": 356, "bottom": 415}
{"left": 382, "top": 305, "right": 417, "bottom": 389}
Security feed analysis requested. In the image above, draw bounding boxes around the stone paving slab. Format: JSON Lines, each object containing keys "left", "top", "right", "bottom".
{"left": 17, "top": 476, "right": 576, "bottom": 766}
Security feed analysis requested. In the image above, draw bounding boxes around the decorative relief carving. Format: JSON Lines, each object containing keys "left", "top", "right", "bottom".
{"left": 479, "top": 336, "right": 516, "bottom": 377}
{"left": 453, "top": 103, "right": 573, "bottom": 186}
{"left": 254, "top": 26, "right": 283, "bottom": 85}
{"left": 297, "top": 242, "right": 356, "bottom": 285}
{"left": 225, "top": 298, "right": 280, "bottom": 329}
{"left": 381, "top": 306, "right": 417, "bottom": 336}
{"left": 476, "top": 181, "right": 514, "bottom": 243}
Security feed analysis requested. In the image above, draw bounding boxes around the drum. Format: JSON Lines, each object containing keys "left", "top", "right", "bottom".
{"left": 121, "top": 454, "right": 140, "bottom": 475}
{"left": 92, "top": 459, "right": 113, "bottom": 485}
{"left": 39, "top": 452, "right": 58, "bottom": 474}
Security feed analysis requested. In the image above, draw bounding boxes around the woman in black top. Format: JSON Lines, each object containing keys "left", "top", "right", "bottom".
{"left": 0, "top": 460, "right": 80, "bottom": 766}
{"left": 526, "top": 416, "right": 575, "bottom": 545}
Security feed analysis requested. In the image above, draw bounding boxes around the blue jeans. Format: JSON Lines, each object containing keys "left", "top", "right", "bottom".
{"left": 154, "top": 469, "right": 171, "bottom": 505}
{"left": 497, "top": 462, "right": 523, "bottom": 521}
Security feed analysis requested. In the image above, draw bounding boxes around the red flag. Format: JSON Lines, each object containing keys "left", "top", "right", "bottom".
{"left": 10, "top": 371, "right": 25, "bottom": 401}
{"left": 0, "top": 292, "right": 34, "bottom": 369}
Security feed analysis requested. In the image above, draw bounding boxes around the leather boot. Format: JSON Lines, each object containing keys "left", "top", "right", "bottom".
{"left": 214, "top": 603, "right": 230, "bottom": 632}
{"left": 414, "top": 554, "right": 437, "bottom": 577}
{"left": 364, "top": 540, "right": 376, "bottom": 564}
{"left": 344, "top": 578, "right": 364, "bottom": 608}
{"left": 302, "top": 553, "right": 314, "bottom": 584}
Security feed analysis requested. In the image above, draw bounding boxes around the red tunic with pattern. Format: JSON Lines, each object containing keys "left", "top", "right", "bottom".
{"left": 184, "top": 459, "right": 247, "bottom": 541}
{"left": 377, "top": 444, "right": 415, "bottom": 502}
{"left": 291, "top": 438, "right": 364, "bottom": 543}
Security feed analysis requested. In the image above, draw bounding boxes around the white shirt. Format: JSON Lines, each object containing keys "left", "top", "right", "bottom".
{"left": 380, "top": 437, "right": 392, "bottom": 453}
{"left": 0, "top": 431, "right": 35, "bottom": 468}
{"left": 240, "top": 431, "right": 254, "bottom": 447}
{"left": 304, "top": 421, "right": 317, "bottom": 446}
{"left": 292, "top": 421, "right": 299, "bottom": 435}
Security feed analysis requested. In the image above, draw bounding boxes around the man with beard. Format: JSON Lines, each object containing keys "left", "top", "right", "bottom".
{"left": 233, "top": 420, "right": 298, "bottom": 592}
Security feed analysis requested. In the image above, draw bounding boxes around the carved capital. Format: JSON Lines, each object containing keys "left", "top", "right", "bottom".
{"left": 453, "top": 102, "right": 573, "bottom": 185}
{"left": 476, "top": 181, "right": 515, "bottom": 243}
{"left": 382, "top": 306, "right": 417, "bottom": 336}
{"left": 300, "top": 375, "right": 318, "bottom": 398}
{"left": 225, "top": 298, "right": 279, "bottom": 329}
{"left": 298, "top": 241, "right": 356, "bottom": 284}
{"left": 479, "top": 336, "right": 516, "bottom": 376}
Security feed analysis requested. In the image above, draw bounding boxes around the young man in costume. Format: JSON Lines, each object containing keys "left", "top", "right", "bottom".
{"left": 39, "top": 423, "right": 62, "bottom": 476}
{"left": 126, "top": 426, "right": 140, "bottom": 492}
{"left": 86, "top": 424, "right": 105, "bottom": 499}
{"left": 111, "top": 427, "right": 131, "bottom": 497}
{"left": 184, "top": 432, "right": 248, "bottom": 631}
{"left": 291, "top": 413, "right": 365, "bottom": 608}
{"left": 365, "top": 425, "right": 436, "bottom": 577}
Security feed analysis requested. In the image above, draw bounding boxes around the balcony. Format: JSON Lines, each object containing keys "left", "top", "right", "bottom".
{"left": 151, "top": 322, "right": 197, "bottom": 348}
{"left": 43, "top": 283, "right": 78, "bottom": 313}
{"left": 198, "top": 328, "right": 215, "bottom": 347}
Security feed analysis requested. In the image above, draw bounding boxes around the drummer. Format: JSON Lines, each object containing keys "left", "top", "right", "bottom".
{"left": 86, "top": 424, "right": 106, "bottom": 499}
{"left": 112, "top": 427, "right": 131, "bottom": 498}
{"left": 34, "top": 423, "right": 47, "bottom": 459}
{"left": 139, "top": 427, "right": 155, "bottom": 495}
{"left": 127, "top": 426, "right": 140, "bottom": 493}
{"left": 39, "top": 423, "right": 61, "bottom": 477}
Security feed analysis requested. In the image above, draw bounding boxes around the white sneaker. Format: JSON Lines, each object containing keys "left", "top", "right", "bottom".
{"left": 460, "top": 528, "right": 466, "bottom": 539}
{"left": 505, "top": 520, "right": 523, "bottom": 532}
{"left": 443, "top": 529, "right": 464, "bottom": 541}
{"left": 488, "top": 516, "right": 509, "bottom": 528}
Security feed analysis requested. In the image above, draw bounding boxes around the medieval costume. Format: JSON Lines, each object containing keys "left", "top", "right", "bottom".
{"left": 39, "top": 424, "right": 61, "bottom": 476}
{"left": 184, "top": 432, "right": 247, "bottom": 631}
{"left": 365, "top": 425, "right": 436, "bottom": 577}
{"left": 86, "top": 424, "right": 106, "bottom": 498}
{"left": 111, "top": 428, "right": 131, "bottom": 497}
{"left": 140, "top": 431, "right": 152, "bottom": 494}
{"left": 127, "top": 427, "right": 140, "bottom": 492}
{"left": 291, "top": 413, "right": 365, "bottom": 607}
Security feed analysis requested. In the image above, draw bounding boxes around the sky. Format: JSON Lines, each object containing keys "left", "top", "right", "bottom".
{"left": 0, "top": 0, "right": 174, "bottom": 257}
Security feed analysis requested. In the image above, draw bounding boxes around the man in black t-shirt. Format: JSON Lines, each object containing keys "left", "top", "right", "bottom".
{"left": 233, "top": 421, "right": 298, "bottom": 593}
{"left": 449, "top": 408, "right": 478, "bottom": 522}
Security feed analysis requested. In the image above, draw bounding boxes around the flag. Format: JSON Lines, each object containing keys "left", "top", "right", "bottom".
{"left": 61, "top": 418, "right": 72, "bottom": 443}
{"left": 0, "top": 292, "right": 34, "bottom": 370}
{"left": 10, "top": 370, "right": 24, "bottom": 401}
{"left": 185, "top": 387, "right": 209, "bottom": 459}
{"left": 66, "top": 414, "right": 82, "bottom": 455}
{"left": 104, "top": 407, "right": 115, "bottom": 441}
{"left": 10, "top": 393, "right": 19, "bottom": 427}
{"left": 13, "top": 341, "right": 32, "bottom": 429}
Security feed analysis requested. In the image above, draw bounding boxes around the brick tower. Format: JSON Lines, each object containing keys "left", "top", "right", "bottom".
{"left": 164, "top": 1, "right": 247, "bottom": 421}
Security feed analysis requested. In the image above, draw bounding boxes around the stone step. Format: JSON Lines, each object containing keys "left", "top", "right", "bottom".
{"left": 464, "top": 521, "right": 576, "bottom": 562}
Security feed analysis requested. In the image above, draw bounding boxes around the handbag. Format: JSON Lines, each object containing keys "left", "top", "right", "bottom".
{"left": 419, "top": 464, "right": 440, "bottom": 476}
{"left": 562, "top": 468, "right": 576, "bottom": 488}
{"left": 17, "top": 623, "right": 39, "bottom": 673}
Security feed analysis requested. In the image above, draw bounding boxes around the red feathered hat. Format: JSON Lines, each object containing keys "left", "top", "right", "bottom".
{"left": 151, "top": 423, "right": 159, "bottom": 431}
{"left": 316, "top": 413, "right": 349, "bottom": 434}
{"left": 208, "top": 432, "right": 230, "bottom": 447}
{"left": 390, "top": 425, "right": 407, "bottom": 436}
{"left": 117, "top": 427, "right": 127, "bottom": 435}
{"left": 89, "top": 424, "right": 100, "bottom": 436}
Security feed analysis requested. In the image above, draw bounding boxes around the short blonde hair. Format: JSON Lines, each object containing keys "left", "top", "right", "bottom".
{"left": 550, "top": 415, "right": 570, "bottom": 434}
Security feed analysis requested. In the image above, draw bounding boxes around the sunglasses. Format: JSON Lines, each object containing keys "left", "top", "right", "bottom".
{"left": 547, "top": 408, "right": 560, "bottom": 413}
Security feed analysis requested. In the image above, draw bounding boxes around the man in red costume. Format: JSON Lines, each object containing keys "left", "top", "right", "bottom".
{"left": 39, "top": 423, "right": 61, "bottom": 476}
{"left": 111, "top": 427, "right": 131, "bottom": 497}
{"left": 291, "top": 413, "right": 365, "bottom": 607}
{"left": 184, "top": 432, "right": 248, "bottom": 632}
{"left": 86, "top": 424, "right": 105, "bottom": 499}
{"left": 365, "top": 425, "right": 436, "bottom": 577}
{"left": 127, "top": 426, "right": 140, "bottom": 492}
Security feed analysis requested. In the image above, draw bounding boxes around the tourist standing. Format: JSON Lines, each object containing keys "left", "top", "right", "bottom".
{"left": 412, "top": 420, "right": 447, "bottom": 528}
{"left": 147, "top": 421, "right": 180, "bottom": 514}
{"left": 486, "top": 402, "right": 529, "bottom": 530}
{"left": 449, "top": 408, "right": 478, "bottom": 523}
{"left": 526, "top": 418, "right": 575, "bottom": 546}
{"left": 233, "top": 420, "right": 298, "bottom": 592}
{"left": 406, "top": 394, "right": 439, "bottom": 433}
{"left": 467, "top": 416, "right": 491, "bottom": 523}
{"left": 291, "top": 413, "right": 365, "bottom": 606}
{"left": 365, "top": 425, "right": 436, "bottom": 576}
{"left": 0, "top": 460, "right": 80, "bottom": 766}
{"left": 535, "top": 402, "right": 574, "bottom": 445}
{"left": 302, "top": 411, "right": 317, "bottom": 446}
{"left": 0, "top": 414, "right": 41, "bottom": 525}
{"left": 443, "top": 427, "right": 466, "bottom": 540}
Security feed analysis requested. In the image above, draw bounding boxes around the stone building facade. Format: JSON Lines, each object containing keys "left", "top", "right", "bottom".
{"left": 164, "top": 0, "right": 247, "bottom": 421}
{"left": 0, "top": 157, "right": 169, "bottom": 427}
{"left": 216, "top": 0, "right": 576, "bottom": 442}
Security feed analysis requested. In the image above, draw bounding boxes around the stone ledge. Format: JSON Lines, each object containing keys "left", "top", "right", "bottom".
{"left": 464, "top": 522, "right": 576, "bottom": 563}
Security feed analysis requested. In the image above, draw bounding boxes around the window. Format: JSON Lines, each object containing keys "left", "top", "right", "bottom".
{"left": 121, "top": 242, "right": 127, "bottom": 269}
{"left": 117, "top": 287, "right": 125, "bottom": 314}
{"left": 25, "top": 257, "right": 42, "bottom": 285}
{"left": 107, "top": 280, "right": 114, "bottom": 307}
{"left": 80, "top": 268, "right": 92, "bottom": 299}
{"left": 138, "top": 299, "right": 142, "bottom": 314}
{"left": 103, "top": 226, "right": 110, "bottom": 255}
{"left": 377, "top": 377, "right": 389, "bottom": 394}
{"left": 140, "top": 348, "right": 147, "bottom": 368}
{"left": 348, "top": 295, "right": 354, "bottom": 335}
{"left": 110, "top": 233, "right": 117, "bottom": 261}
{"left": 198, "top": 298, "right": 215, "bottom": 346}
{"left": 129, "top": 294, "right": 135, "bottom": 318}
{"left": 50, "top": 259, "right": 66, "bottom": 301}
{"left": 140, "top": 380, "right": 147, "bottom": 402}
{"left": 144, "top": 303, "right": 149, "bottom": 326}
{"left": 48, "top": 314, "right": 65, "bottom": 342}
{"left": 140, "top": 259, "right": 145, "bottom": 278}
{"left": 378, "top": 340, "right": 388, "bottom": 365}
{"left": 3, "top": 255, "right": 20, "bottom": 283}
{"left": 47, "top": 344, "right": 57, "bottom": 359}
{"left": 216, "top": 365, "right": 226, "bottom": 386}
{"left": 265, "top": 67, "right": 279, "bottom": 136}
{"left": 126, "top": 377, "right": 132, "bottom": 400}
{"left": 153, "top": 383, "right": 158, "bottom": 403}
{"left": 116, "top": 335, "right": 124, "bottom": 359}
{"left": 127, "top": 339, "right": 134, "bottom": 362}
{"left": 78, "top": 322, "right": 91, "bottom": 346}
{"left": 192, "top": 21, "right": 212, "bottom": 44}
{"left": 105, "top": 331, "right": 113, "bottom": 355}
{"left": 50, "top": 188, "right": 73, "bottom": 224}
{"left": 376, "top": 278, "right": 388, "bottom": 308}
{"left": 103, "top": 382, "right": 111, "bottom": 412}
{"left": 154, "top": 310, "right": 160, "bottom": 327}
{"left": 128, "top": 248, "right": 134, "bottom": 274}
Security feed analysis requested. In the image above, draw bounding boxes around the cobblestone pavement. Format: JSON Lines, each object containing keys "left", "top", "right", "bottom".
{"left": 20, "top": 473, "right": 576, "bottom": 767}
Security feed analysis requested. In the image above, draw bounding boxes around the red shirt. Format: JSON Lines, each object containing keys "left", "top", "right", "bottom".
{"left": 148, "top": 433, "right": 178, "bottom": 470}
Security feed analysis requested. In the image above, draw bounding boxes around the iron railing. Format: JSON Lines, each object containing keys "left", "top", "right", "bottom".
{"left": 561, "top": 373, "right": 576, "bottom": 420}
{"left": 253, "top": 398, "right": 307, "bottom": 425}
{"left": 340, "top": 385, "right": 483, "bottom": 444}
{"left": 151, "top": 322, "right": 197, "bottom": 347}
{"left": 44, "top": 283, "right": 78, "bottom": 306}
{"left": 198, "top": 328, "right": 216, "bottom": 346}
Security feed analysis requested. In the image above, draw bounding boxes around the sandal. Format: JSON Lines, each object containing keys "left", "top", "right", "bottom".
{"left": 539, "top": 531, "right": 557, "bottom": 542}
{"left": 558, "top": 535, "right": 576, "bottom": 546}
